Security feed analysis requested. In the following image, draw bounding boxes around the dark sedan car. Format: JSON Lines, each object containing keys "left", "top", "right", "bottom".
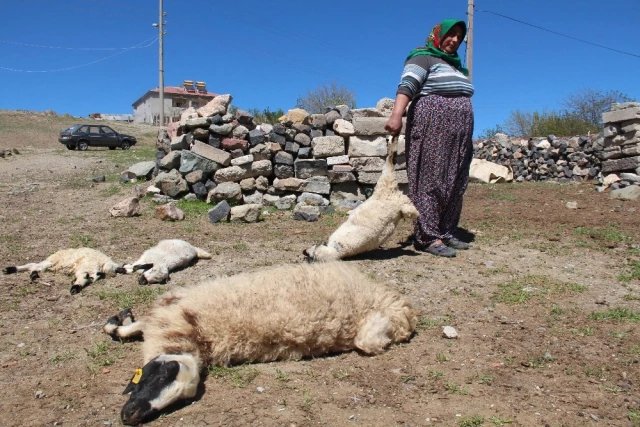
{"left": 59, "top": 124, "right": 137, "bottom": 150}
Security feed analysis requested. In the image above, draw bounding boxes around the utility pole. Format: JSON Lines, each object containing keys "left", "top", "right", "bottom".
{"left": 153, "top": 0, "right": 166, "bottom": 127}
{"left": 466, "top": 0, "right": 474, "bottom": 82}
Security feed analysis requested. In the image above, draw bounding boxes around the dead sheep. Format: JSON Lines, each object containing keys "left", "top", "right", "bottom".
{"left": 104, "top": 261, "right": 416, "bottom": 425}
{"left": 124, "top": 239, "right": 212, "bottom": 285}
{"left": 3, "top": 247, "right": 126, "bottom": 294}
{"left": 303, "top": 135, "right": 419, "bottom": 262}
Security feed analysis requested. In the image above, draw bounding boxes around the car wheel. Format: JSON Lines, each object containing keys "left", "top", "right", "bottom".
{"left": 108, "top": 147, "right": 116, "bottom": 150}
{"left": 77, "top": 141, "right": 89, "bottom": 151}
{"left": 66, "top": 144, "right": 76, "bottom": 150}
{"left": 121, "top": 140, "right": 131, "bottom": 150}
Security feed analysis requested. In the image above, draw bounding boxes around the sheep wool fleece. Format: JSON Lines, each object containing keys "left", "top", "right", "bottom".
{"left": 406, "top": 94, "right": 474, "bottom": 247}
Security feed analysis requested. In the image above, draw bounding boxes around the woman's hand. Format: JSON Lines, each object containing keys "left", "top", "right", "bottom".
{"left": 384, "top": 116, "right": 403, "bottom": 135}
{"left": 384, "top": 94, "right": 411, "bottom": 136}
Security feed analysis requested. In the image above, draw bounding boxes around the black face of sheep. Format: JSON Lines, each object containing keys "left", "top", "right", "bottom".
{"left": 120, "top": 357, "right": 183, "bottom": 425}
{"left": 302, "top": 246, "right": 315, "bottom": 262}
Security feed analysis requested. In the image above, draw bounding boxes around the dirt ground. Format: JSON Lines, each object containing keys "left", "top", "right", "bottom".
{"left": 1, "top": 139, "right": 640, "bottom": 427}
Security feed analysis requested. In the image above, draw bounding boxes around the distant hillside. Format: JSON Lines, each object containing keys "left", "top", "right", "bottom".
{"left": 0, "top": 110, "right": 158, "bottom": 150}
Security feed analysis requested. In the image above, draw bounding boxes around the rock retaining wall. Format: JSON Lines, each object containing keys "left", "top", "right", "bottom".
{"left": 123, "top": 97, "right": 640, "bottom": 221}
{"left": 142, "top": 96, "right": 408, "bottom": 220}
{"left": 473, "top": 133, "right": 601, "bottom": 183}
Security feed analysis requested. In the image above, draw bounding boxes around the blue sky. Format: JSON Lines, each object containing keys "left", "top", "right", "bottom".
{"left": 1, "top": 0, "right": 638, "bottom": 137}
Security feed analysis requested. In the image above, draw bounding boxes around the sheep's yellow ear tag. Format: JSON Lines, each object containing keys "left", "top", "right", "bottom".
{"left": 131, "top": 368, "right": 143, "bottom": 384}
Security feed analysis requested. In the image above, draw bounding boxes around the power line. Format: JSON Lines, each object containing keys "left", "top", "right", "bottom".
{"left": 476, "top": 9, "right": 640, "bottom": 59}
{"left": 0, "top": 36, "right": 159, "bottom": 51}
{"left": 0, "top": 37, "right": 158, "bottom": 73}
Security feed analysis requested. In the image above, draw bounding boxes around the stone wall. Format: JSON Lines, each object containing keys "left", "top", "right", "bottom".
{"left": 473, "top": 133, "right": 601, "bottom": 183}
{"left": 133, "top": 97, "right": 640, "bottom": 221}
{"left": 599, "top": 102, "right": 640, "bottom": 190}
{"left": 145, "top": 95, "right": 407, "bottom": 220}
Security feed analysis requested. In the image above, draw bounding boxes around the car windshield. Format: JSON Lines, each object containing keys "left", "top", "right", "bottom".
{"left": 62, "top": 125, "right": 81, "bottom": 133}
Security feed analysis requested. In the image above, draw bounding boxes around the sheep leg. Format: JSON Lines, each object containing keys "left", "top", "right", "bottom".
{"left": 3, "top": 260, "right": 53, "bottom": 282}
{"left": 69, "top": 270, "right": 93, "bottom": 295}
{"left": 354, "top": 312, "right": 394, "bottom": 355}
{"left": 195, "top": 247, "right": 212, "bottom": 260}
{"left": 104, "top": 308, "right": 144, "bottom": 340}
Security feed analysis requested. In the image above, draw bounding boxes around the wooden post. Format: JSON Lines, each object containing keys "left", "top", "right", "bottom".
{"left": 158, "top": 0, "right": 165, "bottom": 127}
{"left": 466, "top": 0, "right": 474, "bottom": 82}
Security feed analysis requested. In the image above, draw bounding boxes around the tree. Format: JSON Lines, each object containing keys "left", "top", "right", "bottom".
{"left": 500, "top": 89, "right": 636, "bottom": 138}
{"left": 503, "top": 109, "right": 534, "bottom": 137}
{"left": 296, "top": 81, "right": 356, "bottom": 114}
{"left": 561, "top": 88, "right": 633, "bottom": 127}
{"left": 477, "top": 124, "right": 505, "bottom": 139}
{"left": 247, "top": 107, "right": 285, "bottom": 125}
{"left": 529, "top": 110, "right": 597, "bottom": 137}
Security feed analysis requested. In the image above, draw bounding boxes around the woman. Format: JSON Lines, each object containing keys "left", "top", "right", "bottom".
{"left": 385, "top": 19, "right": 474, "bottom": 258}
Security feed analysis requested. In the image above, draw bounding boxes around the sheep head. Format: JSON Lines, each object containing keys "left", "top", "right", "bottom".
{"left": 139, "top": 265, "right": 170, "bottom": 285}
{"left": 400, "top": 200, "right": 419, "bottom": 220}
{"left": 120, "top": 354, "right": 200, "bottom": 425}
{"left": 302, "top": 243, "right": 339, "bottom": 263}
{"left": 302, "top": 245, "right": 317, "bottom": 262}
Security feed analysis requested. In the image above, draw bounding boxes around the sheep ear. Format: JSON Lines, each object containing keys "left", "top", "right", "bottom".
{"left": 123, "top": 368, "right": 144, "bottom": 394}
{"left": 133, "top": 263, "right": 154, "bottom": 272}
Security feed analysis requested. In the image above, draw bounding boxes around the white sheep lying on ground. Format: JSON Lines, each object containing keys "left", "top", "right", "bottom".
{"left": 104, "top": 261, "right": 417, "bottom": 425}
{"left": 3, "top": 247, "right": 126, "bottom": 294}
{"left": 303, "top": 135, "right": 419, "bottom": 262}
{"left": 124, "top": 239, "right": 212, "bottom": 285}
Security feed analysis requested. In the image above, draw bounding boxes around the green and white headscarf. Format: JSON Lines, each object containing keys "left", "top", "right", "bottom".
{"left": 406, "top": 19, "right": 469, "bottom": 76}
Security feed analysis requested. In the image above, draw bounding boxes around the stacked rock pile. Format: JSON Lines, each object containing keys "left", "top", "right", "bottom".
{"left": 599, "top": 102, "right": 640, "bottom": 190}
{"left": 473, "top": 132, "right": 602, "bottom": 182}
{"left": 135, "top": 95, "right": 407, "bottom": 222}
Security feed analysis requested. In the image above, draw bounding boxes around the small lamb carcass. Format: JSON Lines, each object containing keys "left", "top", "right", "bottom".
{"left": 124, "top": 239, "right": 212, "bottom": 285}
{"left": 303, "top": 135, "right": 419, "bottom": 262}
{"left": 3, "top": 247, "right": 126, "bottom": 294}
{"left": 104, "top": 261, "right": 417, "bottom": 425}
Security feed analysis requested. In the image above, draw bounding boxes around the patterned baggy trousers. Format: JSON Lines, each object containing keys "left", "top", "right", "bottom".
{"left": 406, "top": 94, "right": 474, "bottom": 247}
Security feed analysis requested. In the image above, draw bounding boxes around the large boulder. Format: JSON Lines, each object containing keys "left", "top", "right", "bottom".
{"left": 279, "top": 108, "right": 310, "bottom": 124}
{"left": 155, "top": 203, "right": 185, "bottom": 221}
{"left": 109, "top": 196, "right": 140, "bottom": 217}
{"left": 197, "top": 94, "right": 232, "bottom": 117}
{"left": 155, "top": 169, "right": 190, "bottom": 198}
{"left": 127, "top": 161, "right": 156, "bottom": 180}
{"left": 230, "top": 204, "right": 262, "bottom": 223}
{"left": 610, "top": 185, "right": 640, "bottom": 201}
{"left": 179, "top": 151, "right": 219, "bottom": 177}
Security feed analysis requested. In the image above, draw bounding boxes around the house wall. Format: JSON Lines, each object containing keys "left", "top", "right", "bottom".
{"left": 133, "top": 92, "right": 214, "bottom": 124}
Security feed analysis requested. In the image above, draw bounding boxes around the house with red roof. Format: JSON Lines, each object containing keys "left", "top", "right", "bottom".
{"left": 132, "top": 80, "right": 216, "bottom": 124}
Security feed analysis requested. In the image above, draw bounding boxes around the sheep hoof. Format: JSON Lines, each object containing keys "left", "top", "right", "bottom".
{"left": 95, "top": 272, "right": 106, "bottom": 281}
{"left": 138, "top": 275, "right": 149, "bottom": 286}
{"left": 69, "top": 285, "right": 82, "bottom": 295}
{"left": 115, "top": 267, "right": 127, "bottom": 275}
{"left": 3, "top": 266, "right": 17, "bottom": 275}
{"left": 104, "top": 308, "right": 134, "bottom": 339}
{"left": 29, "top": 271, "right": 40, "bottom": 282}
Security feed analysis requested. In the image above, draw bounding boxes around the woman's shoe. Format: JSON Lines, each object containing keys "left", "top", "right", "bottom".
{"left": 419, "top": 242, "right": 456, "bottom": 258}
{"left": 443, "top": 237, "right": 469, "bottom": 250}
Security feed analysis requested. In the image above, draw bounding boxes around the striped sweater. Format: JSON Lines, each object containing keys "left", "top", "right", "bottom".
{"left": 396, "top": 55, "right": 474, "bottom": 99}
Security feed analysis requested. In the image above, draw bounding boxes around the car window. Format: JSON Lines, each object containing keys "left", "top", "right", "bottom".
{"left": 89, "top": 126, "right": 101, "bottom": 134}
{"left": 78, "top": 126, "right": 89, "bottom": 133}
{"left": 101, "top": 126, "right": 116, "bottom": 135}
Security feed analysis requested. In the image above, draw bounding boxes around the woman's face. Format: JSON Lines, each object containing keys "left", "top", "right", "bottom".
{"left": 441, "top": 24, "right": 464, "bottom": 54}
